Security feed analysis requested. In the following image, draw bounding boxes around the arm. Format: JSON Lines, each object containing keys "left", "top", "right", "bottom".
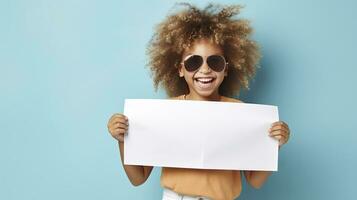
{"left": 118, "top": 140, "right": 153, "bottom": 186}
{"left": 119, "top": 96, "right": 179, "bottom": 185}
{"left": 107, "top": 113, "right": 153, "bottom": 186}
{"left": 244, "top": 121, "right": 291, "bottom": 189}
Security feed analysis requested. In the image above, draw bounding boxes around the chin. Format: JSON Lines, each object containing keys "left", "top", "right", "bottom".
{"left": 194, "top": 89, "right": 217, "bottom": 98}
{"left": 191, "top": 79, "right": 223, "bottom": 98}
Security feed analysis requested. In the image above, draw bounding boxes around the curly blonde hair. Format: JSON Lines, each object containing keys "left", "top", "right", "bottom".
{"left": 146, "top": 3, "right": 261, "bottom": 97}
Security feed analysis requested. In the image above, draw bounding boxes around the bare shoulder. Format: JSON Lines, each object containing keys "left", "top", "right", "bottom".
{"left": 168, "top": 95, "right": 242, "bottom": 102}
{"left": 168, "top": 95, "right": 183, "bottom": 100}
{"left": 221, "top": 96, "right": 244, "bottom": 103}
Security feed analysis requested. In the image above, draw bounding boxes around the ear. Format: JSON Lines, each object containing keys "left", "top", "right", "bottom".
{"left": 224, "top": 64, "right": 228, "bottom": 77}
{"left": 178, "top": 64, "right": 184, "bottom": 77}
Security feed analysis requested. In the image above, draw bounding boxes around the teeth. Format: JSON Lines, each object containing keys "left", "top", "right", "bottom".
{"left": 196, "top": 78, "right": 213, "bottom": 82}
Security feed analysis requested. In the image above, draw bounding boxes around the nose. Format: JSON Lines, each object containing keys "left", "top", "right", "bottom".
{"left": 198, "top": 60, "right": 212, "bottom": 74}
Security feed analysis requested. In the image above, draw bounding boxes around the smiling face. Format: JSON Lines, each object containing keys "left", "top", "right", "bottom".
{"left": 179, "top": 38, "right": 228, "bottom": 100}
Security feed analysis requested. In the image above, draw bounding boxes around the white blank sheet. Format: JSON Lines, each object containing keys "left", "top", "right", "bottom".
{"left": 123, "top": 99, "right": 279, "bottom": 171}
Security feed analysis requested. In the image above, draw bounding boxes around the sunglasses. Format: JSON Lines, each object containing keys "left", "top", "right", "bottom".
{"left": 181, "top": 54, "right": 228, "bottom": 72}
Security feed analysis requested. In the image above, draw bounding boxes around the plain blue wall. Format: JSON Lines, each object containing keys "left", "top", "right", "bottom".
{"left": 1, "top": 0, "right": 356, "bottom": 199}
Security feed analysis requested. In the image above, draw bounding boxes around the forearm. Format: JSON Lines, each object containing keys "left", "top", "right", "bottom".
{"left": 118, "top": 141, "right": 151, "bottom": 186}
{"left": 244, "top": 170, "right": 272, "bottom": 189}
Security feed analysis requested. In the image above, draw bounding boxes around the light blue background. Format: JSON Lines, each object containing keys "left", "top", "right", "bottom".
{"left": 1, "top": 0, "right": 356, "bottom": 199}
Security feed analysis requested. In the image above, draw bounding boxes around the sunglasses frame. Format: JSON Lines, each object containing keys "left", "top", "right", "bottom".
{"left": 180, "top": 54, "right": 229, "bottom": 72}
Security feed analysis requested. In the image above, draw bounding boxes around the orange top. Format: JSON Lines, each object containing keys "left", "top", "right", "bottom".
{"left": 160, "top": 168, "right": 242, "bottom": 200}
{"left": 160, "top": 95, "right": 243, "bottom": 200}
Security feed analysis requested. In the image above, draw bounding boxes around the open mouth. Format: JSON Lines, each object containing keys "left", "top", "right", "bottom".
{"left": 194, "top": 77, "right": 216, "bottom": 84}
{"left": 194, "top": 77, "right": 216, "bottom": 90}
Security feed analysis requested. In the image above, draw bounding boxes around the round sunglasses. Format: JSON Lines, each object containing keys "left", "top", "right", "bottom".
{"left": 181, "top": 54, "right": 228, "bottom": 72}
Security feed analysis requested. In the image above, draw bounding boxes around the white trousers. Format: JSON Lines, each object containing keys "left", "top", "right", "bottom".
{"left": 162, "top": 187, "right": 212, "bottom": 200}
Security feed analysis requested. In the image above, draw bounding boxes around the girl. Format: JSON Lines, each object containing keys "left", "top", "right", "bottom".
{"left": 107, "top": 3, "right": 290, "bottom": 200}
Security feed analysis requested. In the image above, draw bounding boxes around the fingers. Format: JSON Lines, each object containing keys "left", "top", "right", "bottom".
{"left": 269, "top": 125, "right": 289, "bottom": 133}
{"left": 271, "top": 121, "right": 289, "bottom": 131}
{"left": 270, "top": 132, "right": 287, "bottom": 141}
{"left": 108, "top": 114, "right": 128, "bottom": 128}
{"left": 270, "top": 121, "right": 290, "bottom": 137}
{"left": 109, "top": 113, "right": 127, "bottom": 121}
{"left": 112, "top": 127, "right": 128, "bottom": 136}
{"left": 107, "top": 113, "right": 129, "bottom": 142}
{"left": 111, "top": 125, "right": 127, "bottom": 136}
{"left": 269, "top": 131, "right": 288, "bottom": 147}
{"left": 278, "top": 134, "right": 288, "bottom": 146}
{"left": 269, "top": 128, "right": 289, "bottom": 137}
{"left": 269, "top": 121, "right": 291, "bottom": 147}
{"left": 108, "top": 113, "right": 128, "bottom": 125}
{"left": 112, "top": 127, "right": 128, "bottom": 134}
{"left": 110, "top": 127, "right": 128, "bottom": 142}
{"left": 110, "top": 118, "right": 128, "bottom": 128}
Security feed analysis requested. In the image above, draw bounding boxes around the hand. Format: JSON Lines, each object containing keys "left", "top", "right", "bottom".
{"left": 269, "top": 121, "right": 290, "bottom": 148}
{"left": 107, "top": 113, "right": 129, "bottom": 142}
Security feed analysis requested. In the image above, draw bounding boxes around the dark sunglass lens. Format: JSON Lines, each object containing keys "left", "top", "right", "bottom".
{"left": 184, "top": 55, "right": 203, "bottom": 72}
{"left": 207, "top": 55, "right": 226, "bottom": 72}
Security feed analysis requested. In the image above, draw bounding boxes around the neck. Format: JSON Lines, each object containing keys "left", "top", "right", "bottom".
{"left": 185, "top": 91, "right": 221, "bottom": 101}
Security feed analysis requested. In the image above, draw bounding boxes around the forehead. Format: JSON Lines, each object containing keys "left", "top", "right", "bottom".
{"left": 183, "top": 38, "right": 223, "bottom": 57}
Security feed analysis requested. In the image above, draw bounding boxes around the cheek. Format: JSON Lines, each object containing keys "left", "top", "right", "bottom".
{"left": 216, "top": 73, "right": 226, "bottom": 82}
{"left": 183, "top": 73, "right": 194, "bottom": 84}
{"left": 185, "top": 71, "right": 196, "bottom": 79}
